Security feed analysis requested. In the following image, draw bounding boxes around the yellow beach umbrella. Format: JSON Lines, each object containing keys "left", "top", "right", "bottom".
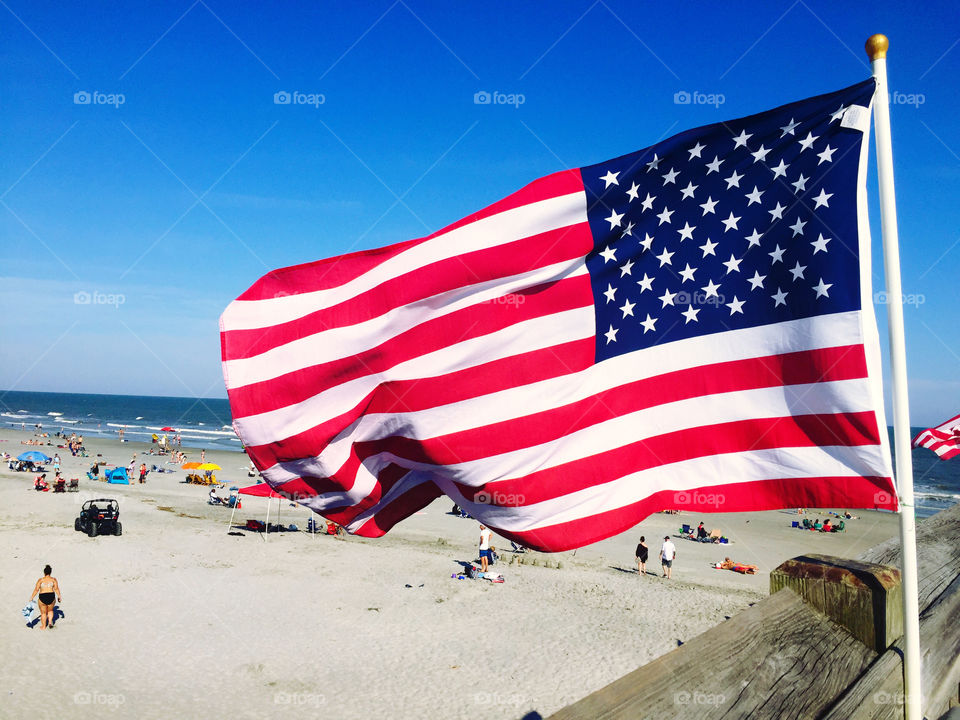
{"left": 198, "top": 463, "right": 221, "bottom": 471}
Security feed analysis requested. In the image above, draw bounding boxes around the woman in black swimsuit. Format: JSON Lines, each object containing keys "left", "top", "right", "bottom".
{"left": 635, "top": 536, "right": 649, "bottom": 576}
{"left": 30, "top": 565, "right": 61, "bottom": 630}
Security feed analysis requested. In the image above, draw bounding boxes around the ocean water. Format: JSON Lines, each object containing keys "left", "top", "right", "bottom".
{"left": 893, "top": 428, "right": 960, "bottom": 519}
{"left": 1, "top": 391, "right": 957, "bottom": 515}
{"left": 0, "top": 390, "right": 239, "bottom": 452}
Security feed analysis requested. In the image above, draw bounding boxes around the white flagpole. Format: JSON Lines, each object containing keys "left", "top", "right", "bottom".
{"left": 866, "top": 33, "right": 922, "bottom": 720}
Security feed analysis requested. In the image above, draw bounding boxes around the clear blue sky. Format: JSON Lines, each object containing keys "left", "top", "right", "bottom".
{"left": 1, "top": 1, "right": 957, "bottom": 426}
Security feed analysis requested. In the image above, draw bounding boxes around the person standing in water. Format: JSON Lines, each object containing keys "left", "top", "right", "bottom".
{"left": 30, "top": 565, "right": 62, "bottom": 630}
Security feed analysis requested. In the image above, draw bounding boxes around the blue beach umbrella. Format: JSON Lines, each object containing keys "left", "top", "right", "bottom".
{"left": 17, "top": 451, "right": 51, "bottom": 463}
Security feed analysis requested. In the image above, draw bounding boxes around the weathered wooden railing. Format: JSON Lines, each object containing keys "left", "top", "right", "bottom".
{"left": 546, "top": 503, "right": 960, "bottom": 720}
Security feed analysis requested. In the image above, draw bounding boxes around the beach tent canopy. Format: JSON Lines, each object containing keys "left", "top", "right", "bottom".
{"left": 238, "top": 483, "right": 284, "bottom": 498}
{"left": 17, "top": 451, "right": 51, "bottom": 463}
{"left": 105, "top": 467, "right": 130, "bottom": 484}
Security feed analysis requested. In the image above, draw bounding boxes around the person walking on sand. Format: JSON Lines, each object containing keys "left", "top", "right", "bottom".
{"left": 139, "top": 463, "right": 147, "bottom": 484}
{"left": 635, "top": 536, "right": 649, "bottom": 575}
{"left": 660, "top": 535, "right": 677, "bottom": 579}
{"left": 478, "top": 524, "right": 493, "bottom": 573}
{"left": 30, "top": 565, "right": 62, "bottom": 630}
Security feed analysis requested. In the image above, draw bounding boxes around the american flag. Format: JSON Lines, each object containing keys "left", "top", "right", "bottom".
{"left": 913, "top": 413, "right": 960, "bottom": 461}
{"left": 220, "top": 78, "right": 897, "bottom": 552}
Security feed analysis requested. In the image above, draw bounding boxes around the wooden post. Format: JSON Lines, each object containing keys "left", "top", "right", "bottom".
{"left": 769, "top": 554, "right": 902, "bottom": 653}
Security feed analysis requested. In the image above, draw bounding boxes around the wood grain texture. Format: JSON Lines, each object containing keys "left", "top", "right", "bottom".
{"left": 857, "top": 503, "right": 960, "bottom": 613}
{"left": 547, "top": 588, "right": 877, "bottom": 720}
{"left": 547, "top": 505, "right": 960, "bottom": 720}
{"left": 821, "top": 572, "right": 960, "bottom": 720}
{"left": 769, "top": 554, "right": 902, "bottom": 651}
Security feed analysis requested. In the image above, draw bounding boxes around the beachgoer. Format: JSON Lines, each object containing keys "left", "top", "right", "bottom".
{"left": 30, "top": 565, "right": 61, "bottom": 630}
{"left": 635, "top": 536, "right": 649, "bottom": 575}
{"left": 696, "top": 521, "right": 708, "bottom": 541}
{"left": 813, "top": 518, "right": 823, "bottom": 531}
{"left": 479, "top": 524, "right": 493, "bottom": 572}
{"left": 139, "top": 463, "right": 147, "bottom": 484}
{"left": 201, "top": 449, "right": 206, "bottom": 463}
{"left": 720, "top": 557, "right": 758, "bottom": 574}
{"left": 822, "top": 519, "right": 832, "bottom": 533}
{"left": 53, "top": 454, "right": 61, "bottom": 472}
{"left": 660, "top": 535, "right": 677, "bottom": 579}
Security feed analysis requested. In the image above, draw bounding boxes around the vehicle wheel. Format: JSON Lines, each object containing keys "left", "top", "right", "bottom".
{"left": 114, "top": 522, "right": 122, "bottom": 536}
{"left": 88, "top": 523, "right": 98, "bottom": 538}
{"left": 74, "top": 518, "right": 81, "bottom": 532}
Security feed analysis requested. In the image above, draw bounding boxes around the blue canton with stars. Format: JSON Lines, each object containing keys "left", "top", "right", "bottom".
{"left": 583, "top": 79, "right": 876, "bottom": 362}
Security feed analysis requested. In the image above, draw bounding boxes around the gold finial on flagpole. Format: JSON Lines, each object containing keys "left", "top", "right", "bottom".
{"left": 865, "top": 34, "right": 889, "bottom": 61}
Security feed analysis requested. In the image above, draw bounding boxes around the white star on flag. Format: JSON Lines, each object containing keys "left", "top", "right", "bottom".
{"left": 817, "top": 145, "right": 837, "bottom": 164}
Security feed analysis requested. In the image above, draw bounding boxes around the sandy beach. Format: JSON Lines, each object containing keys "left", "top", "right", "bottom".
{"left": 0, "top": 426, "right": 900, "bottom": 720}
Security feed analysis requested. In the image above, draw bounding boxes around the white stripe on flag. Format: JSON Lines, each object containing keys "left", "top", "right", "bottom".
{"left": 245, "top": 310, "right": 865, "bottom": 461}
{"left": 220, "top": 191, "right": 588, "bottom": 331}
{"left": 312, "top": 311, "right": 867, "bottom": 465}
{"left": 233, "top": 305, "right": 596, "bottom": 447}
{"left": 223, "top": 259, "right": 589, "bottom": 389}
{"left": 318, "top": 378, "right": 876, "bottom": 489}
{"left": 443, "top": 444, "right": 891, "bottom": 533}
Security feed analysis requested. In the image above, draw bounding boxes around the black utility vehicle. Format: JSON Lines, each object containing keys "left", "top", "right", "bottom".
{"left": 75, "top": 499, "right": 121, "bottom": 537}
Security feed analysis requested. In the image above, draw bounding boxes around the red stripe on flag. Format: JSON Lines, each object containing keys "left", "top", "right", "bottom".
{"left": 459, "top": 410, "right": 882, "bottom": 506}
{"left": 319, "top": 463, "right": 419, "bottom": 527}
{"left": 364, "top": 338, "right": 596, "bottom": 414}
{"left": 242, "top": 337, "right": 595, "bottom": 469}
{"left": 345, "top": 480, "right": 444, "bottom": 538}
{"left": 496, "top": 476, "right": 897, "bottom": 552}
{"left": 224, "top": 223, "right": 593, "bottom": 361}
{"left": 227, "top": 273, "right": 593, "bottom": 419}
{"left": 233, "top": 169, "right": 584, "bottom": 302}
{"left": 347, "top": 344, "right": 871, "bottom": 467}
